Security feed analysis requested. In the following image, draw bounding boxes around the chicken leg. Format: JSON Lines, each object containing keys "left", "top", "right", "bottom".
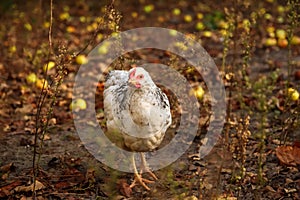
{"left": 140, "top": 153, "right": 158, "bottom": 181}
{"left": 130, "top": 153, "right": 157, "bottom": 190}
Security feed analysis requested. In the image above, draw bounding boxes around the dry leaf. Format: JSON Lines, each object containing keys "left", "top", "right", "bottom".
{"left": 0, "top": 163, "right": 15, "bottom": 173}
{"left": 117, "top": 179, "right": 132, "bottom": 198}
{"left": 54, "top": 181, "right": 72, "bottom": 190}
{"left": 14, "top": 180, "right": 45, "bottom": 192}
{"left": 42, "top": 134, "right": 51, "bottom": 141}
{"left": 0, "top": 181, "right": 22, "bottom": 198}
{"left": 220, "top": 198, "right": 237, "bottom": 200}
{"left": 275, "top": 145, "right": 300, "bottom": 166}
{"left": 265, "top": 185, "right": 276, "bottom": 193}
{"left": 217, "top": 195, "right": 237, "bottom": 200}
{"left": 184, "top": 195, "right": 198, "bottom": 200}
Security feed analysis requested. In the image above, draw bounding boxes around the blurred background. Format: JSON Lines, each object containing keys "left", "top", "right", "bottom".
{"left": 0, "top": 0, "right": 299, "bottom": 199}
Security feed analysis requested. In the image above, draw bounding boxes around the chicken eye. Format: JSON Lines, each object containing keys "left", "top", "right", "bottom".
{"left": 137, "top": 74, "right": 144, "bottom": 79}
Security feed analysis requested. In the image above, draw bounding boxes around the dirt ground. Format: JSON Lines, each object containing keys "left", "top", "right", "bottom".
{"left": 0, "top": 0, "right": 300, "bottom": 199}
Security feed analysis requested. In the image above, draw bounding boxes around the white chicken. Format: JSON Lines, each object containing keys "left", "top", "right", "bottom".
{"left": 104, "top": 67, "right": 172, "bottom": 190}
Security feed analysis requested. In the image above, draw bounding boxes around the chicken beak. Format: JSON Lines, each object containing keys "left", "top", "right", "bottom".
{"left": 128, "top": 78, "right": 136, "bottom": 85}
{"left": 128, "top": 78, "right": 141, "bottom": 88}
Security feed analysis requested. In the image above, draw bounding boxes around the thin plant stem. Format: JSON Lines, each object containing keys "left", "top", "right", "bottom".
{"left": 32, "top": 0, "right": 53, "bottom": 198}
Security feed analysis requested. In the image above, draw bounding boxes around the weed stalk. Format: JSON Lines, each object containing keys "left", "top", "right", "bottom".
{"left": 32, "top": 0, "right": 118, "bottom": 198}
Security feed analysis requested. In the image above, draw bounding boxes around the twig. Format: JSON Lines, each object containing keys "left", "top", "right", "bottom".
{"left": 32, "top": 0, "right": 53, "bottom": 198}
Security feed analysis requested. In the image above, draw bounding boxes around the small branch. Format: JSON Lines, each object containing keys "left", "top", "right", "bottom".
{"left": 32, "top": 0, "right": 53, "bottom": 199}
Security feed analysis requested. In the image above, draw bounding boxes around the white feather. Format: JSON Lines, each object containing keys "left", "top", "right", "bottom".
{"left": 103, "top": 67, "right": 172, "bottom": 152}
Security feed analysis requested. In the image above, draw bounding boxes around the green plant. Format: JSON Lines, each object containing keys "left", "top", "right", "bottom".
{"left": 251, "top": 75, "right": 278, "bottom": 186}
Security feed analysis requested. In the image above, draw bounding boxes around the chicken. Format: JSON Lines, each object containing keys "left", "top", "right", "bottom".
{"left": 104, "top": 67, "right": 172, "bottom": 190}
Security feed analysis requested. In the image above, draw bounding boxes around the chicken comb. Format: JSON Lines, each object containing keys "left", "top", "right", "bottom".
{"left": 129, "top": 68, "right": 136, "bottom": 79}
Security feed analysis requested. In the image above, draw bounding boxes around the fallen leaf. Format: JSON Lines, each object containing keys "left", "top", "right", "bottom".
{"left": 14, "top": 180, "right": 45, "bottom": 192}
{"left": 54, "top": 181, "right": 72, "bottom": 190}
{"left": 0, "top": 181, "right": 22, "bottom": 198}
{"left": 218, "top": 197, "right": 237, "bottom": 200}
{"left": 293, "top": 141, "right": 300, "bottom": 147}
{"left": 184, "top": 195, "right": 198, "bottom": 200}
{"left": 265, "top": 185, "right": 276, "bottom": 193}
{"left": 0, "top": 163, "right": 15, "bottom": 173}
{"left": 284, "top": 188, "right": 298, "bottom": 193}
{"left": 275, "top": 145, "right": 300, "bottom": 166}
{"left": 42, "top": 134, "right": 51, "bottom": 141}
{"left": 117, "top": 179, "right": 132, "bottom": 198}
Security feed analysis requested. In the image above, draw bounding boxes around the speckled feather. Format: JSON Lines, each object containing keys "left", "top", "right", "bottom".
{"left": 104, "top": 68, "right": 172, "bottom": 152}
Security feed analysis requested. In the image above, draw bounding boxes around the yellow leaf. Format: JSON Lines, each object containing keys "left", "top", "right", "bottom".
{"left": 43, "top": 61, "right": 55, "bottom": 72}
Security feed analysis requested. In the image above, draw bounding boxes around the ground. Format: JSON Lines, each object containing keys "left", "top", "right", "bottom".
{"left": 0, "top": 0, "right": 300, "bottom": 199}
